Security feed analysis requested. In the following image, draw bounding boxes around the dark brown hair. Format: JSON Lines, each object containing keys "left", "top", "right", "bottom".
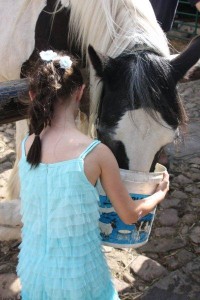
{"left": 27, "top": 51, "right": 83, "bottom": 167}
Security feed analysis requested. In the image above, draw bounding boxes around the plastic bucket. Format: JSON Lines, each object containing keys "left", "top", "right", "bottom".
{"left": 97, "top": 163, "right": 166, "bottom": 248}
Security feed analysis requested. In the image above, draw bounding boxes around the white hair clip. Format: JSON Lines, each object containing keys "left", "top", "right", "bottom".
{"left": 59, "top": 56, "right": 73, "bottom": 69}
{"left": 40, "top": 50, "right": 58, "bottom": 62}
{"left": 39, "top": 50, "right": 72, "bottom": 70}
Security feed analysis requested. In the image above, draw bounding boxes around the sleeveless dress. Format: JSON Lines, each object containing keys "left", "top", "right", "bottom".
{"left": 17, "top": 137, "right": 120, "bottom": 300}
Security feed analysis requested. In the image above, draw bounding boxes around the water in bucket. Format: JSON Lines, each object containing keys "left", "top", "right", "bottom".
{"left": 97, "top": 163, "right": 166, "bottom": 248}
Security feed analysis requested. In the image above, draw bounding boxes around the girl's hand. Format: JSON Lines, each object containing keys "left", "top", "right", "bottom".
{"left": 155, "top": 171, "right": 170, "bottom": 202}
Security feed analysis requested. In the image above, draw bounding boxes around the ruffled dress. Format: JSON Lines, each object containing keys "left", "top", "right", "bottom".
{"left": 17, "top": 137, "right": 119, "bottom": 300}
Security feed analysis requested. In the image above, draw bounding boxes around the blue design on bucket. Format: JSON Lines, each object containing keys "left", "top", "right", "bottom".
{"left": 99, "top": 193, "right": 156, "bottom": 247}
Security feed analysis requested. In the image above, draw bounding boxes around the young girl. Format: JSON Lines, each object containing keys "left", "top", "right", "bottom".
{"left": 17, "top": 50, "right": 169, "bottom": 300}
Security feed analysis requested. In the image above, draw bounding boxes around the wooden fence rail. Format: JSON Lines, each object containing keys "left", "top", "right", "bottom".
{"left": 0, "top": 79, "right": 29, "bottom": 125}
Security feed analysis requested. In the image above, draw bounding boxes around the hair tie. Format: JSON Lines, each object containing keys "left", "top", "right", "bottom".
{"left": 39, "top": 50, "right": 72, "bottom": 70}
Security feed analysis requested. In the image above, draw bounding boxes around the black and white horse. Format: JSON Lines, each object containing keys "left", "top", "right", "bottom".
{"left": 0, "top": 0, "right": 200, "bottom": 200}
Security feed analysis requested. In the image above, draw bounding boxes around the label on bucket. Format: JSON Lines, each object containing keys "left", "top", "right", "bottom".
{"left": 99, "top": 193, "right": 156, "bottom": 248}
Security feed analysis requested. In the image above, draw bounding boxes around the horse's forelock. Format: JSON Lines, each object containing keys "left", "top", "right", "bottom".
{"left": 104, "top": 51, "right": 186, "bottom": 128}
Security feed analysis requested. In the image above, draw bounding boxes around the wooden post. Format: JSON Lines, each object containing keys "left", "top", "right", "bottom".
{"left": 0, "top": 79, "right": 29, "bottom": 125}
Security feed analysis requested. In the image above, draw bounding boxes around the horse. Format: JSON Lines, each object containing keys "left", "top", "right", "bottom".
{"left": 0, "top": 0, "right": 199, "bottom": 202}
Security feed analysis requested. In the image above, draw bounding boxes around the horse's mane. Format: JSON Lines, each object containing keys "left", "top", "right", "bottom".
{"left": 68, "top": 0, "right": 169, "bottom": 58}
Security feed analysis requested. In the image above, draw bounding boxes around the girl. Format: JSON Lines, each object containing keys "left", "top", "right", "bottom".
{"left": 17, "top": 50, "right": 169, "bottom": 300}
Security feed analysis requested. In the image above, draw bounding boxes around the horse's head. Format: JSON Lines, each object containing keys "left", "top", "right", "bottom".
{"left": 88, "top": 36, "right": 200, "bottom": 172}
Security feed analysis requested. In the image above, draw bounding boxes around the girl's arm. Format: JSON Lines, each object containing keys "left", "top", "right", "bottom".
{"left": 98, "top": 145, "right": 169, "bottom": 224}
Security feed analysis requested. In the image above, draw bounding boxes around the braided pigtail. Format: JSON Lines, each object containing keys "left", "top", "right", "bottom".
{"left": 26, "top": 51, "right": 83, "bottom": 167}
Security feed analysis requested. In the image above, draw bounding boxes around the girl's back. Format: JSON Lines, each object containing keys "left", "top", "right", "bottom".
{"left": 18, "top": 136, "right": 119, "bottom": 300}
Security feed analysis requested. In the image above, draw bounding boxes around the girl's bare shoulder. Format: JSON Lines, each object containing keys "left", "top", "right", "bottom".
{"left": 94, "top": 142, "right": 112, "bottom": 155}
{"left": 91, "top": 142, "right": 117, "bottom": 164}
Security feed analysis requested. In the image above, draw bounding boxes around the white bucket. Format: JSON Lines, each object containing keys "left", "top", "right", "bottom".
{"left": 97, "top": 163, "right": 166, "bottom": 248}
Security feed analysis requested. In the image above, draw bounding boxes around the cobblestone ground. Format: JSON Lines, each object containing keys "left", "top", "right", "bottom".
{"left": 0, "top": 79, "right": 199, "bottom": 299}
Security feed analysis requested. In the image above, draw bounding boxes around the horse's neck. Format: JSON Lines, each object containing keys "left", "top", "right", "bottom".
{"left": 113, "top": 109, "right": 175, "bottom": 172}
{"left": 0, "top": 0, "right": 46, "bottom": 81}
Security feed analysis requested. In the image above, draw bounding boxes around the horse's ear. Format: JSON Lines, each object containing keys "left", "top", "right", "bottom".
{"left": 88, "top": 45, "right": 105, "bottom": 78}
{"left": 170, "top": 35, "right": 200, "bottom": 82}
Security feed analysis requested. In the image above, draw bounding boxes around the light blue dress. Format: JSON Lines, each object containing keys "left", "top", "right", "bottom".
{"left": 17, "top": 137, "right": 120, "bottom": 300}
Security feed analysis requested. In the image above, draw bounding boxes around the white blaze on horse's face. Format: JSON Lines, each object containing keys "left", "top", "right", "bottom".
{"left": 113, "top": 109, "right": 175, "bottom": 172}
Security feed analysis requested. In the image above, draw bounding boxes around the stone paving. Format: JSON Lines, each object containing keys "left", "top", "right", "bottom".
{"left": 0, "top": 79, "right": 199, "bottom": 299}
